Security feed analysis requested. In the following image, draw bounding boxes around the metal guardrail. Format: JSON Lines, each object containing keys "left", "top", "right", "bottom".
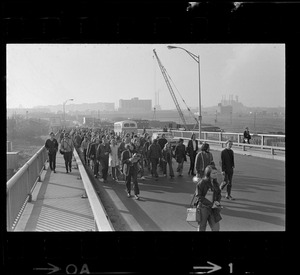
{"left": 6, "top": 146, "right": 48, "bottom": 231}
{"left": 7, "top": 132, "right": 114, "bottom": 231}
{"left": 73, "top": 149, "right": 114, "bottom": 231}
{"left": 138, "top": 129, "right": 285, "bottom": 155}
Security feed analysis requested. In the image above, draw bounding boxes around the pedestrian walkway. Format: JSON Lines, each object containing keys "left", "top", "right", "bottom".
{"left": 93, "top": 149, "right": 285, "bottom": 231}
{"left": 14, "top": 153, "right": 95, "bottom": 231}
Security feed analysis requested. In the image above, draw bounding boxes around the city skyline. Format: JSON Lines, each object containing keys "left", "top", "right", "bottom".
{"left": 7, "top": 44, "right": 285, "bottom": 110}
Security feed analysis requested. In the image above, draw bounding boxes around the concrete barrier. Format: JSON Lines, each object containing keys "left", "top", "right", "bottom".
{"left": 73, "top": 149, "right": 114, "bottom": 231}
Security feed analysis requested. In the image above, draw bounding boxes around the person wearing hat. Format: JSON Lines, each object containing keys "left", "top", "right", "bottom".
{"left": 60, "top": 132, "right": 74, "bottom": 173}
{"left": 45, "top": 132, "right": 59, "bottom": 173}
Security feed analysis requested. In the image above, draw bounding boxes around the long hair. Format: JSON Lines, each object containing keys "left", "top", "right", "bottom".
{"left": 203, "top": 165, "right": 217, "bottom": 180}
{"left": 201, "top": 142, "right": 209, "bottom": 152}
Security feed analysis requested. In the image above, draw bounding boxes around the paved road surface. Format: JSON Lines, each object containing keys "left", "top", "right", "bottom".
{"left": 95, "top": 149, "right": 285, "bottom": 231}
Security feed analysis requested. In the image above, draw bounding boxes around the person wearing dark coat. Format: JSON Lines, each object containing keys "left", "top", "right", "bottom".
{"left": 174, "top": 138, "right": 187, "bottom": 177}
{"left": 220, "top": 140, "right": 235, "bottom": 200}
{"left": 121, "top": 144, "right": 140, "bottom": 200}
{"left": 96, "top": 135, "right": 111, "bottom": 182}
{"left": 45, "top": 132, "right": 58, "bottom": 173}
{"left": 87, "top": 137, "right": 100, "bottom": 177}
{"left": 60, "top": 133, "right": 74, "bottom": 173}
{"left": 195, "top": 142, "right": 214, "bottom": 179}
{"left": 243, "top": 127, "right": 251, "bottom": 144}
{"left": 147, "top": 138, "right": 162, "bottom": 180}
{"left": 186, "top": 133, "right": 199, "bottom": 176}
{"left": 195, "top": 165, "right": 222, "bottom": 231}
{"left": 158, "top": 134, "right": 168, "bottom": 170}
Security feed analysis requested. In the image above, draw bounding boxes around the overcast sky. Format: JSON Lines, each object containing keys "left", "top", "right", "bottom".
{"left": 6, "top": 43, "right": 285, "bottom": 110}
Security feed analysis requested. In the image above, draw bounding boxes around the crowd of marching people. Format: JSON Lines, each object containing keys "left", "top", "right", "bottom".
{"left": 47, "top": 126, "right": 235, "bottom": 230}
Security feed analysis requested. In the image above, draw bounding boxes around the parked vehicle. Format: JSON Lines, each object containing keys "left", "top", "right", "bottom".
{"left": 114, "top": 120, "right": 138, "bottom": 135}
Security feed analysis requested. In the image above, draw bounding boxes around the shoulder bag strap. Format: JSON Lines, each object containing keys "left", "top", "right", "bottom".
{"left": 189, "top": 192, "right": 196, "bottom": 207}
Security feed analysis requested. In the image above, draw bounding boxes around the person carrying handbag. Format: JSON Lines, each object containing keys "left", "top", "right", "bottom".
{"left": 195, "top": 165, "right": 222, "bottom": 231}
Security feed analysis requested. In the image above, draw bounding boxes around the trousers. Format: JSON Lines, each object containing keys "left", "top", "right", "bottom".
{"left": 48, "top": 152, "right": 57, "bottom": 170}
{"left": 224, "top": 170, "right": 234, "bottom": 196}
{"left": 125, "top": 166, "right": 139, "bottom": 195}
{"left": 150, "top": 158, "right": 159, "bottom": 177}
{"left": 63, "top": 152, "right": 72, "bottom": 171}
{"left": 100, "top": 157, "right": 109, "bottom": 180}
{"left": 198, "top": 205, "right": 220, "bottom": 231}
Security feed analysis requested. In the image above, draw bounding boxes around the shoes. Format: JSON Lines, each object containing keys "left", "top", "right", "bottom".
{"left": 170, "top": 175, "right": 174, "bottom": 179}
{"left": 99, "top": 178, "right": 104, "bottom": 182}
{"left": 141, "top": 176, "right": 145, "bottom": 180}
{"left": 66, "top": 170, "right": 68, "bottom": 173}
{"left": 127, "top": 193, "right": 131, "bottom": 198}
{"left": 53, "top": 170, "right": 56, "bottom": 173}
{"left": 69, "top": 168, "right": 72, "bottom": 172}
{"left": 134, "top": 195, "right": 139, "bottom": 200}
{"left": 94, "top": 174, "right": 97, "bottom": 178}
{"left": 163, "top": 174, "right": 167, "bottom": 177}
{"left": 225, "top": 195, "right": 234, "bottom": 200}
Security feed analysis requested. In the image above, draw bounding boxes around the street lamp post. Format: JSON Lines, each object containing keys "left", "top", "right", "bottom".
{"left": 63, "top": 98, "right": 74, "bottom": 128}
{"left": 167, "top": 45, "right": 202, "bottom": 141}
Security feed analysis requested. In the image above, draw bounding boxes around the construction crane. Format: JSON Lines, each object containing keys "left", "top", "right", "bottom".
{"left": 153, "top": 49, "right": 189, "bottom": 130}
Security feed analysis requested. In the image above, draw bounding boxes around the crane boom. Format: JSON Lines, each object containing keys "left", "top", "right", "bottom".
{"left": 153, "top": 49, "right": 189, "bottom": 130}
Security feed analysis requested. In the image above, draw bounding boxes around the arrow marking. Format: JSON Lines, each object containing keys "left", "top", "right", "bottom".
{"left": 191, "top": 261, "right": 222, "bottom": 274}
{"left": 34, "top": 263, "right": 61, "bottom": 274}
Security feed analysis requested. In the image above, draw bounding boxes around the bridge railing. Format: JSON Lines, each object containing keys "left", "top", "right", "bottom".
{"left": 138, "top": 129, "right": 285, "bottom": 155}
{"left": 7, "top": 131, "right": 114, "bottom": 231}
{"left": 73, "top": 148, "right": 114, "bottom": 231}
{"left": 6, "top": 146, "right": 48, "bottom": 231}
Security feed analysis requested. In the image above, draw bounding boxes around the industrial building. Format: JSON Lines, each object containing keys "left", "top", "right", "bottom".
{"left": 118, "top": 97, "right": 152, "bottom": 113}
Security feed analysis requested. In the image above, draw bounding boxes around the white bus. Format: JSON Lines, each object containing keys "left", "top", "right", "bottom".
{"left": 114, "top": 120, "right": 138, "bottom": 135}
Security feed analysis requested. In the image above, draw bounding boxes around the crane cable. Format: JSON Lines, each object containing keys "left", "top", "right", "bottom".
{"left": 164, "top": 69, "right": 199, "bottom": 125}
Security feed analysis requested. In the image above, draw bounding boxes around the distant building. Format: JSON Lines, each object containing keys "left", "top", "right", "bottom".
{"left": 119, "top": 97, "right": 152, "bottom": 113}
{"left": 218, "top": 103, "right": 233, "bottom": 115}
{"left": 218, "top": 94, "right": 244, "bottom": 114}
